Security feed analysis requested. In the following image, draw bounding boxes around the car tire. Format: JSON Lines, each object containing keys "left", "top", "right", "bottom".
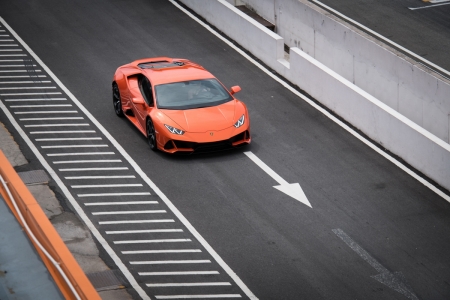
{"left": 113, "top": 83, "right": 124, "bottom": 117}
{"left": 147, "top": 118, "right": 157, "bottom": 151}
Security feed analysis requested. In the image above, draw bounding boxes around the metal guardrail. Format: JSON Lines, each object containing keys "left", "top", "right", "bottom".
{"left": 0, "top": 150, "right": 100, "bottom": 300}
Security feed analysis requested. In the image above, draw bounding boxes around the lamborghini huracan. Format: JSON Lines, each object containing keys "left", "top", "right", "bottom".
{"left": 112, "top": 57, "right": 251, "bottom": 154}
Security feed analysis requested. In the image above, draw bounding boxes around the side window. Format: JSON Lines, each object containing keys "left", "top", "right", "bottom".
{"left": 139, "top": 75, "right": 154, "bottom": 106}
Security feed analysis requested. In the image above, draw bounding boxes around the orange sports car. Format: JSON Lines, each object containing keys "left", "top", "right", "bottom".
{"left": 112, "top": 57, "right": 251, "bottom": 154}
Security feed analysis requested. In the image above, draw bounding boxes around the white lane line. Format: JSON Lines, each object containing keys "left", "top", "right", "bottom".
{"left": 6, "top": 97, "right": 66, "bottom": 102}
{"left": 85, "top": 201, "right": 157, "bottom": 206}
{"left": 11, "top": 104, "right": 71, "bottom": 108}
{"left": 34, "top": 132, "right": 96, "bottom": 136}
{"left": 25, "top": 123, "right": 88, "bottom": 127}
{"left": 99, "top": 219, "right": 175, "bottom": 225}
{"left": 2, "top": 92, "right": 60, "bottom": 96}
{"left": 15, "top": 111, "right": 77, "bottom": 114}
{"left": 72, "top": 183, "right": 142, "bottom": 188}
{"left": 42, "top": 144, "right": 106, "bottom": 148}
{"left": 0, "top": 69, "right": 41, "bottom": 72}
{"left": 47, "top": 152, "right": 115, "bottom": 157}
{"left": 22, "top": 117, "right": 82, "bottom": 121}
{"left": 130, "top": 260, "right": 211, "bottom": 265}
{"left": 59, "top": 167, "right": 129, "bottom": 172}
{"left": 148, "top": 283, "right": 231, "bottom": 288}
{"left": 0, "top": 86, "right": 55, "bottom": 90}
{"left": 78, "top": 192, "right": 151, "bottom": 197}
{"left": 0, "top": 39, "right": 13, "bottom": 41}
{"left": 106, "top": 229, "right": 182, "bottom": 234}
{"left": 92, "top": 210, "right": 166, "bottom": 215}
{"left": 139, "top": 271, "right": 219, "bottom": 276}
{"left": 0, "top": 49, "right": 22, "bottom": 52}
{"left": 0, "top": 54, "right": 26, "bottom": 57}
{"left": 67, "top": 175, "right": 135, "bottom": 179}
{"left": 0, "top": 44, "right": 18, "bottom": 46}
{"left": 0, "top": 64, "right": 35, "bottom": 67}
{"left": 0, "top": 80, "right": 50, "bottom": 84}
{"left": 40, "top": 142, "right": 104, "bottom": 149}
{"left": 123, "top": 249, "right": 201, "bottom": 254}
{"left": 114, "top": 239, "right": 192, "bottom": 244}
{"left": 4, "top": 16, "right": 254, "bottom": 300}
{"left": 53, "top": 159, "right": 121, "bottom": 164}
{"left": 0, "top": 59, "right": 22, "bottom": 61}
{"left": 155, "top": 295, "right": 241, "bottom": 299}
{"left": 36, "top": 137, "right": 101, "bottom": 142}
{"left": 170, "top": 0, "right": 450, "bottom": 205}
{"left": 0, "top": 75, "right": 46, "bottom": 79}
{"left": 409, "top": 2, "right": 450, "bottom": 9}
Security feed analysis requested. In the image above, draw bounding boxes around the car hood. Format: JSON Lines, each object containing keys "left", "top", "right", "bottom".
{"left": 161, "top": 101, "right": 236, "bottom": 132}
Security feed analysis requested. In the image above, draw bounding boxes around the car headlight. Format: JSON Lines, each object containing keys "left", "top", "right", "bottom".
{"left": 164, "top": 124, "right": 185, "bottom": 135}
{"left": 234, "top": 115, "right": 245, "bottom": 128}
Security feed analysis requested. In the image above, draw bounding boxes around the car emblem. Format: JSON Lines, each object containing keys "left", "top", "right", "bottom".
{"left": 210, "top": 132, "right": 214, "bottom": 136}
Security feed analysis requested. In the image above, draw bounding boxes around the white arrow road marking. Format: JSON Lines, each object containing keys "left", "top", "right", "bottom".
{"left": 244, "top": 151, "right": 311, "bottom": 208}
{"left": 333, "top": 229, "right": 419, "bottom": 300}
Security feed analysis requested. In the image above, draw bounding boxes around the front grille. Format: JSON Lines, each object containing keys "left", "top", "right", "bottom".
{"left": 171, "top": 131, "right": 249, "bottom": 154}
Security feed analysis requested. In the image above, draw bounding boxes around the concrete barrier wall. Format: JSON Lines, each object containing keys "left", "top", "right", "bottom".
{"left": 231, "top": 0, "right": 450, "bottom": 144}
{"left": 179, "top": 0, "right": 450, "bottom": 191}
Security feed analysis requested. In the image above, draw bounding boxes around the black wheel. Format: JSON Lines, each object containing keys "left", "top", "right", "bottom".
{"left": 146, "top": 118, "right": 157, "bottom": 151}
{"left": 112, "top": 83, "right": 124, "bottom": 117}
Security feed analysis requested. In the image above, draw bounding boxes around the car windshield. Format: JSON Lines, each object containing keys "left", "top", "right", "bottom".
{"left": 154, "top": 79, "right": 233, "bottom": 110}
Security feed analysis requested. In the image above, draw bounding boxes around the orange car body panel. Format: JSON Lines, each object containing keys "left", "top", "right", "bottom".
{"left": 113, "top": 57, "right": 250, "bottom": 153}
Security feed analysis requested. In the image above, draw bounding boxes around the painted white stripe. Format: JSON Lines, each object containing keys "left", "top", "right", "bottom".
{"left": 12, "top": 104, "right": 71, "bottom": 108}
{"left": 409, "top": 2, "right": 450, "bottom": 9}
{"left": 36, "top": 137, "right": 102, "bottom": 143}
{"left": 25, "top": 123, "right": 88, "bottom": 127}
{"left": 148, "top": 282, "right": 231, "bottom": 287}
{"left": 36, "top": 137, "right": 100, "bottom": 142}
{"left": 0, "top": 64, "right": 35, "bottom": 67}
{"left": 47, "top": 152, "right": 114, "bottom": 157}
{"left": 72, "top": 183, "right": 142, "bottom": 188}
{"left": 0, "top": 49, "right": 22, "bottom": 52}
{"left": 53, "top": 159, "right": 121, "bottom": 164}
{"left": 67, "top": 175, "right": 135, "bottom": 179}
{"left": 0, "top": 39, "right": 13, "bottom": 41}
{"left": 85, "top": 201, "right": 157, "bottom": 206}
{"left": 106, "top": 229, "right": 181, "bottom": 234}
{"left": 170, "top": 0, "right": 450, "bottom": 206}
{"left": 123, "top": 249, "right": 201, "bottom": 254}
{"left": 0, "top": 54, "right": 26, "bottom": 57}
{"left": 130, "top": 260, "right": 211, "bottom": 265}
{"left": 78, "top": 192, "right": 151, "bottom": 197}
{"left": 0, "top": 86, "right": 56, "bottom": 90}
{"left": 0, "top": 59, "right": 22, "bottom": 61}
{"left": 114, "top": 239, "right": 191, "bottom": 244}
{"left": 2, "top": 92, "right": 60, "bottom": 96}
{"left": 93, "top": 210, "right": 166, "bottom": 215}
{"left": 59, "top": 167, "right": 128, "bottom": 172}
{"left": 6, "top": 98, "right": 65, "bottom": 102}
{"left": 42, "top": 145, "right": 106, "bottom": 149}
{"left": 0, "top": 44, "right": 18, "bottom": 46}
{"left": 139, "top": 271, "right": 219, "bottom": 276}
{"left": 15, "top": 110, "right": 76, "bottom": 114}
{"left": 33, "top": 131, "right": 96, "bottom": 135}
{"left": 0, "top": 81, "right": 51, "bottom": 84}
{"left": 22, "top": 117, "right": 82, "bottom": 121}
{"left": 99, "top": 219, "right": 175, "bottom": 225}
{"left": 0, "top": 35, "right": 10, "bottom": 37}
{"left": 0, "top": 69, "right": 41, "bottom": 72}
{"left": 155, "top": 295, "right": 241, "bottom": 299}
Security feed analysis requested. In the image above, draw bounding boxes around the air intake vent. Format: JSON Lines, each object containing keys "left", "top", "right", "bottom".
{"left": 138, "top": 61, "right": 184, "bottom": 69}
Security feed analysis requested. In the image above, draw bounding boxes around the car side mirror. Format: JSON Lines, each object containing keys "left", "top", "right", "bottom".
{"left": 230, "top": 86, "right": 241, "bottom": 95}
{"left": 132, "top": 97, "right": 145, "bottom": 105}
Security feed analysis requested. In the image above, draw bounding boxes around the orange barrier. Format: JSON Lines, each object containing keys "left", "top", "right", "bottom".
{"left": 0, "top": 150, "right": 100, "bottom": 300}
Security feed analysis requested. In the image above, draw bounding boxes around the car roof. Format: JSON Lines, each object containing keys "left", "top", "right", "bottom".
{"left": 127, "top": 57, "right": 215, "bottom": 86}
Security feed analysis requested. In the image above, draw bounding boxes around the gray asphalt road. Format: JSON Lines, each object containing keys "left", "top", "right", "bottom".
{"left": 310, "top": 0, "right": 450, "bottom": 75}
{"left": 0, "top": 0, "right": 449, "bottom": 299}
